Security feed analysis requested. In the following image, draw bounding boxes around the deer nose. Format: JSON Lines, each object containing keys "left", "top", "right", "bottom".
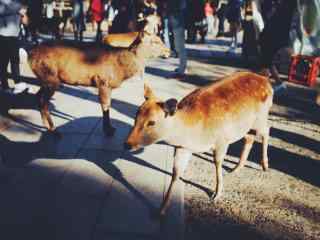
{"left": 123, "top": 142, "right": 133, "bottom": 151}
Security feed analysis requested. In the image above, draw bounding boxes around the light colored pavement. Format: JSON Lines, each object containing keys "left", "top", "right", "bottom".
{"left": 0, "top": 38, "right": 230, "bottom": 240}
{"left": 2, "top": 32, "right": 319, "bottom": 240}
{"left": 1, "top": 31, "right": 282, "bottom": 240}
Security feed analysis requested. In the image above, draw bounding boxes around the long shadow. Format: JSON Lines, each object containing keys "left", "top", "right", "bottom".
{"left": 0, "top": 90, "right": 73, "bottom": 127}
{"left": 273, "top": 91, "right": 320, "bottom": 124}
{"left": 186, "top": 47, "right": 247, "bottom": 69}
{"left": 194, "top": 127, "right": 320, "bottom": 188}
{"left": 225, "top": 131, "right": 320, "bottom": 188}
{"left": 146, "top": 66, "right": 215, "bottom": 87}
{"left": 271, "top": 127, "right": 320, "bottom": 155}
{"left": 0, "top": 114, "right": 212, "bottom": 209}
{"left": 19, "top": 75, "right": 139, "bottom": 120}
{"left": 204, "top": 38, "right": 231, "bottom": 46}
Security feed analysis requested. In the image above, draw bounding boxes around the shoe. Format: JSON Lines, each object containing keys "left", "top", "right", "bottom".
{"left": 273, "top": 82, "right": 287, "bottom": 93}
{"left": 13, "top": 82, "right": 28, "bottom": 94}
{"left": 216, "top": 32, "right": 224, "bottom": 38}
{"left": 226, "top": 46, "right": 236, "bottom": 54}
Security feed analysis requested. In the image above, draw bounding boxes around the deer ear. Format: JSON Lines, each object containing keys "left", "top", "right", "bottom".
{"left": 163, "top": 98, "right": 178, "bottom": 117}
{"left": 144, "top": 84, "right": 156, "bottom": 100}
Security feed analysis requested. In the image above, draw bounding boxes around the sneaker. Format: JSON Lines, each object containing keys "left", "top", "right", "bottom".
{"left": 227, "top": 46, "right": 236, "bottom": 54}
{"left": 273, "top": 82, "right": 287, "bottom": 93}
{"left": 13, "top": 82, "right": 28, "bottom": 94}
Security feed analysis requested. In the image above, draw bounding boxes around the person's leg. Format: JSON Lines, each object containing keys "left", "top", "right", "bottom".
{"left": 208, "top": 15, "right": 214, "bottom": 35}
{"left": 96, "top": 21, "right": 102, "bottom": 42}
{"left": 163, "top": 18, "right": 171, "bottom": 49}
{"left": 170, "top": 14, "right": 187, "bottom": 75}
{"left": 9, "top": 37, "right": 28, "bottom": 94}
{"left": 0, "top": 36, "right": 11, "bottom": 90}
{"left": 234, "top": 23, "right": 239, "bottom": 47}
{"left": 9, "top": 37, "right": 21, "bottom": 85}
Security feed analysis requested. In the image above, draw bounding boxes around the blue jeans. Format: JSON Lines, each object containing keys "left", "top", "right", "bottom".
{"left": 169, "top": 12, "right": 187, "bottom": 74}
{"left": 162, "top": 17, "right": 171, "bottom": 49}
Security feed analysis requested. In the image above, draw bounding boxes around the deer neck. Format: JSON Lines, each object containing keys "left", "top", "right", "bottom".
{"left": 130, "top": 43, "right": 148, "bottom": 62}
{"left": 164, "top": 111, "right": 206, "bottom": 151}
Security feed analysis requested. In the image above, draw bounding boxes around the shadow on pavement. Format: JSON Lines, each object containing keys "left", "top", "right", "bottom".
{"left": 223, "top": 130, "right": 320, "bottom": 188}
{"left": 19, "top": 75, "right": 139, "bottom": 120}
{"left": 0, "top": 116, "right": 180, "bottom": 239}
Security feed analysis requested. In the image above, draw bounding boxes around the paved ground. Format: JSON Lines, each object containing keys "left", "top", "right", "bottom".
{"left": 0, "top": 36, "right": 196, "bottom": 240}
{"left": 1, "top": 31, "right": 319, "bottom": 240}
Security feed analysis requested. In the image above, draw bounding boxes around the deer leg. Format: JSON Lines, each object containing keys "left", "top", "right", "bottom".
{"left": 211, "top": 144, "right": 228, "bottom": 201}
{"left": 259, "top": 126, "right": 270, "bottom": 171}
{"left": 232, "top": 134, "right": 255, "bottom": 173}
{"left": 39, "top": 86, "right": 56, "bottom": 133}
{"left": 160, "top": 148, "right": 192, "bottom": 216}
{"left": 98, "top": 81, "right": 115, "bottom": 137}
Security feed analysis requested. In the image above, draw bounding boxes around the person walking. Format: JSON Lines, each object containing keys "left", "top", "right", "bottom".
{"left": 225, "top": 0, "right": 243, "bottom": 52}
{"left": 216, "top": 2, "right": 227, "bottom": 37}
{"left": 204, "top": 0, "right": 214, "bottom": 35}
{"left": 72, "top": 0, "right": 85, "bottom": 41}
{"left": 168, "top": 0, "right": 187, "bottom": 79}
{"left": 0, "top": 0, "right": 29, "bottom": 94}
{"left": 108, "top": 0, "right": 135, "bottom": 34}
{"left": 259, "top": 0, "right": 297, "bottom": 91}
{"left": 26, "top": 0, "right": 43, "bottom": 44}
{"left": 90, "top": 0, "right": 105, "bottom": 41}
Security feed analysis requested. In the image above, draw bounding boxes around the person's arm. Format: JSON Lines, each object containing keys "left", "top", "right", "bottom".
{"left": 19, "top": 6, "right": 29, "bottom": 25}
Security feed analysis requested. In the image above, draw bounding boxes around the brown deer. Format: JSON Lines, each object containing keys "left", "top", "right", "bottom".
{"left": 28, "top": 30, "right": 170, "bottom": 136}
{"left": 125, "top": 72, "right": 273, "bottom": 216}
{"left": 103, "top": 15, "right": 161, "bottom": 48}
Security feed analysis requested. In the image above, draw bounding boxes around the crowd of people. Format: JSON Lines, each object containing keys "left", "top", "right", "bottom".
{"left": 0, "top": 0, "right": 319, "bottom": 104}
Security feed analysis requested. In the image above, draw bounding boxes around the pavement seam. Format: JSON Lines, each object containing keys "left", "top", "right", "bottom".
{"left": 72, "top": 117, "right": 118, "bottom": 240}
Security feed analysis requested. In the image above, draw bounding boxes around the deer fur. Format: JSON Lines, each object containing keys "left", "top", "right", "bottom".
{"left": 125, "top": 71, "right": 274, "bottom": 216}
{"left": 103, "top": 32, "right": 140, "bottom": 48}
{"left": 103, "top": 15, "right": 160, "bottom": 48}
{"left": 28, "top": 31, "right": 170, "bottom": 136}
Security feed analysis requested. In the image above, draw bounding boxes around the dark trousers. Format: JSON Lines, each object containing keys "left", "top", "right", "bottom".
{"left": 218, "top": 17, "right": 225, "bottom": 34}
{"left": 0, "top": 36, "right": 21, "bottom": 89}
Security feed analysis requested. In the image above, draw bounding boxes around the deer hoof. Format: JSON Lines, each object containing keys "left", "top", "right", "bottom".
{"left": 104, "top": 126, "right": 116, "bottom": 137}
{"left": 47, "top": 129, "right": 62, "bottom": 139}
{"left": 210, "top": 193, "right": 221, "bottom": 202}
{"left": 262, "top": 161, "right": 269, "bottom": 171}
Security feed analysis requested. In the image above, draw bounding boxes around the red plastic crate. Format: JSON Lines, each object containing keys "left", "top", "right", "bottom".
{"left": 288, "top": 55, "right": 320, "bottom": 87}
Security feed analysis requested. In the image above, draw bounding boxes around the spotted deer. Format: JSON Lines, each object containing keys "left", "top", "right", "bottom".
{"left": 125, "top": 71, "right": 273, "bottom": 216}
{"left": 28, "top": 28, "right": 170, "bottom": 136}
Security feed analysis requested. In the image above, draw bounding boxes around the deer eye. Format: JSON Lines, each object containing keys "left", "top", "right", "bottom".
{"left": 147, "top": 120, "right": 156, "bottom": 127}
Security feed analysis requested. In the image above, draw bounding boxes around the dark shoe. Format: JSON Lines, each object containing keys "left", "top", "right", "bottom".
{"left": 216, "top": 32, "right": 224, "bottom": 38}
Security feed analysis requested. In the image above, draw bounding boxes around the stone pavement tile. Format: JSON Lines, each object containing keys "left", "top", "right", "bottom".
{"left": 86, "top": 117, "right": 132, "bottom": 152}
{"left": 0, "top": 129, "right": 88, "bottom": 166}
{"left": 160, "top": 145, "right": 185, "bottom": 240}
{"left": 48, "top": 159, "right": 115, "bottom": 240}
{"left": 0, "top": 159, "right": 74, "bottom": 240}
{"left": 92, "top": 144, "right": 174, "bottom": 239}
{"left": 0, "top": 121, "right": 43, "bottom": 142}
{"left": 56, "top": 116, "right": 101, "bottom": 134}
